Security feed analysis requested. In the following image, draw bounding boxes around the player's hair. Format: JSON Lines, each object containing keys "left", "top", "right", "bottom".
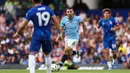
{"left": 66, "top": 7, "right": 73, "bottom": 10}
{"left": 33, "top": 0, "right": 42, "bottom": 3}
{"left": 102, "top": 8, "right": 111, "bottom": 14}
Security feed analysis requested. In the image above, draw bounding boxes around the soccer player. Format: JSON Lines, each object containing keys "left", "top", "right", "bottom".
{"left": 55, "top": 7, "right": 85, "bottom": 71}
{"left": 96, "top": 8, "right": 120, "bottom": 70}
{"left": 14, "top": 0, "right": 62, "bottom": 73}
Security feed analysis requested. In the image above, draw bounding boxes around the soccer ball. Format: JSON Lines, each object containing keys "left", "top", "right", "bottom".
{"left": 51, "top": 64, "right": 60, "bottom": 72}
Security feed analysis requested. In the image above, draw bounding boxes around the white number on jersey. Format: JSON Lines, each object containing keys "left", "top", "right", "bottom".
{"left": 36, "top": 11, "right": 50, "bottom": 26}
{"left": 112, "top": 44, "right": 116, "bottom": 48}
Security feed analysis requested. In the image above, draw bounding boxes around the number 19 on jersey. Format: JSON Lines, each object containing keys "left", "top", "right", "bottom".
{"left": 36, "top": 11, "right": 50, "bottom": 26}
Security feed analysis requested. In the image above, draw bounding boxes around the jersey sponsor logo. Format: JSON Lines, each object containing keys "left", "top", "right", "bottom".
{"left": 109, "top": 21, "right": 112, "bottom": 25}
{"left": 102, "top": 22, "right": 105, "bottom": 25}
{"left": 73, "top": 21, "right": 77, "bottom": 24}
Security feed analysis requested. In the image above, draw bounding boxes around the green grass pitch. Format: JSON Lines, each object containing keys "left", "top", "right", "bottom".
{"left": 0, "top": 70, "right": 130, "bottom": 73}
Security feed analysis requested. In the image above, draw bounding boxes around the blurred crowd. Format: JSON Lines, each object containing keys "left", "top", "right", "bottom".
{"left": 0, "top": 0, "right": 130, "bottom": 69}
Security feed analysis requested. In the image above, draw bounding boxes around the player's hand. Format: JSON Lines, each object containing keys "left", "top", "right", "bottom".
{"left": 97, "top": 29, "right": 101, "bottom": 33}
{"left": 59, "top": 33, "right": 63, "bottom": 40}
{"left": 55, "top": 33, "right": 63, "bottom": 42}
{"left": 13, "top": 33, "right": 21, "bottom": 43}
{"left": 55, "top": 36, "right": 60, "bottom": 42}
{"left": 80, "top": 32, "right": 84, "bottom": 37}
{"left": 13, "top": 32, "right": 19, "bottom": 38}
{"left": 111, "top": 28, "right": 116, "bottom": 31}
{"left": 55, "top": 36, "right": 62, "bottom": 42}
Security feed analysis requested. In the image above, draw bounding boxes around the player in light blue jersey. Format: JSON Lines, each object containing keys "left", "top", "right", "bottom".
{"left": 14, "top": 0, "right": 62, "bottom": 73}
{"left": 96, "top": 8, "right": 120, "bottom": 70}
{"left": 54, "top": 7, "right": 85, "bottom": 71}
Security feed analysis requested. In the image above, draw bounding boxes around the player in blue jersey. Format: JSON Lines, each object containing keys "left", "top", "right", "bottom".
{"left": 96, "top": 8, "right": 120, "bottom": 70}
{"left": 14, "top": 0, "right": 62, "bottom": 73}
{"left": 53, "top": 7, "right": 85, "bottom": 71}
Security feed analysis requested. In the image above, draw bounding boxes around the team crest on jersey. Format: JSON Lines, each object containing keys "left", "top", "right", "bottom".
{"left": 102, "top": 22, "right": 105, "bottom": 25}
{"left": 109, "top": 21, "right": 112, "bottom": 25}
{"left": 73, "top": 21, "right": 77, "bottom": 24}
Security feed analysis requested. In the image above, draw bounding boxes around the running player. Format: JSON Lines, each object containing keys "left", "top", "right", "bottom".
{"left": 96, "top": 8, "right": 120, "bottom": 70}
{"left": 54, "top": 7, "right": 85, "bottom": 71}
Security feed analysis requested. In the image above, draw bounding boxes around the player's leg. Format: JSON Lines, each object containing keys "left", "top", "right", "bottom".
{"left": 58, "top": 49, "right": 82, "bottom": 68}
{"left": 42, "top": 40, "right": 52, "bottom": 73}
{"left": 58, "top": 39, "right": 79, "bottom": 67}
{"left": 71, "top": 44, "right": 82, "bottom": 58}
{"left": 29, "top": 40, "right": 41, "bottom": 73}
{"left": 44, "top": 52, "right": 52, "bottom": 73}
{"left": 59, "top": 45, "right": 73, "bottom": 66}
{"left": 103, "top": 40, "right": 112, "bottom": 70}
{"left": 111, "top": 40, "right": 118, "bottom": 68}
{"left": 28, "top": 53, "right": 36, "bottom": 73}
{"left": 106, "top": 49, "right": 112, "bottom": 70}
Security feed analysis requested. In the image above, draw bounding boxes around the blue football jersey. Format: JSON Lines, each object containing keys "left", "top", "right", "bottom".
{"left": 60, "top": 15, "right": 82, "bottom": 39}
{"left": 25, "top": 5, "right": 55, "bottom": 39}
{"left": 98, "top": 17, "right": 117, "bottom": 39}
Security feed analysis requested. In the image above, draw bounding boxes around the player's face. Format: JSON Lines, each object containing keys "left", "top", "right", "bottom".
{"left": 66, "top": 9, "right": 74, "bottom": 18}
{"left": 103, "top": 11, "right": 110, "bottom": 19}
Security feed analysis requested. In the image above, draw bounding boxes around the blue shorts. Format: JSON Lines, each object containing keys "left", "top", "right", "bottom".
{"left": 30, "top": 38, "right": 52, "bottom": 53}
{"left": 103, "top": 38, "right": 116, "bottom": 50}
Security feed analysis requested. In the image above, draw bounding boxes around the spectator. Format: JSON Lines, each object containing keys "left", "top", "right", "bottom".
{"left": 20, "top": 55, "right": 28, "bottom": 65}
{"left": 115, "top": 12, "right": 122, "bottom": 23}
{"left": 4, "top": 0, "right": 16, "bottom": 17}
{"left": 127, "top": 17, "right": 130, "bottom": 29}
{"left": 118, "top": 41, "right": 126, "bottom": 55}
{"left": 0, "top": 54, "right": 6, "bottom": 65}
{"left": 126, "top": 41, "right": 130, "bottom": 63}
{"left": 79, "top": 10, "right": 87, "bottom": 21}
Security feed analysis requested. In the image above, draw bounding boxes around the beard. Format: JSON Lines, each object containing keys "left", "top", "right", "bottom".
{"left": 68, "top": 15, "right": 74, "bottom": 20}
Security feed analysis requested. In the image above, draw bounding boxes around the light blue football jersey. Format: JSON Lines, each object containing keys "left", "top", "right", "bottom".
{"left": 60, "top": 15, "right": 82, "bottom": 39}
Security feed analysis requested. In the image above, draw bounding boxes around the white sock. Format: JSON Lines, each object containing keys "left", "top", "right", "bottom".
{"left": 45, "top": 54, "right": 52, "bottom": 73}
{"left": 113, "top": 59, "right": 117, "bottom": 63}
{"left": 107, "top": 61, "right": 112, "bottom": 69}
{"left": 28, "top": 55, "right": 36, "bottom": 73}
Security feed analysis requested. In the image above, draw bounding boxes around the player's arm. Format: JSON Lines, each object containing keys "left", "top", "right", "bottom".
{"left": 79, "top": 21, "right": 86, "bottom": 35}
{"left": 49, "top": 7, "right": 63, "bottom": 41}
{"left": 96, "top": 24, "right": 102, "bottom": 33}
{"left": 14, "top": 19, "right": 28, "bottom": 37}
{"left": 111, "top": 20, "right": 120, "bottom": 31}
{"left": 55, "top": 17, "right": 65, "bottom": 41}
{"left": 52, "top": 15, "right": 63, "bottom": 40}
{"left": 111, "top": 25, "right": 120, "bottom": 31}
{"left": 14, "top": 10, "right": 32, "bottom": 37}
{"left": 96, "top": 20, "right": 102, "bottom": 33}
{"left": 56, "top": 27, "right": 64, "bottom": 42}
{"left": 78, "top": 16, "right": 86, "bottom": 35}
{"left": 80, "top": 22, "right": 86, "bottom": 31}
{"left": 52, "top": 15, "right": 62, "bottom": 33}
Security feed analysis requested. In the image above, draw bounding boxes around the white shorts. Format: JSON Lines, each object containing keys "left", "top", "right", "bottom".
{"left": 65, "top": 38, "right": 79, "bottom": 49}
